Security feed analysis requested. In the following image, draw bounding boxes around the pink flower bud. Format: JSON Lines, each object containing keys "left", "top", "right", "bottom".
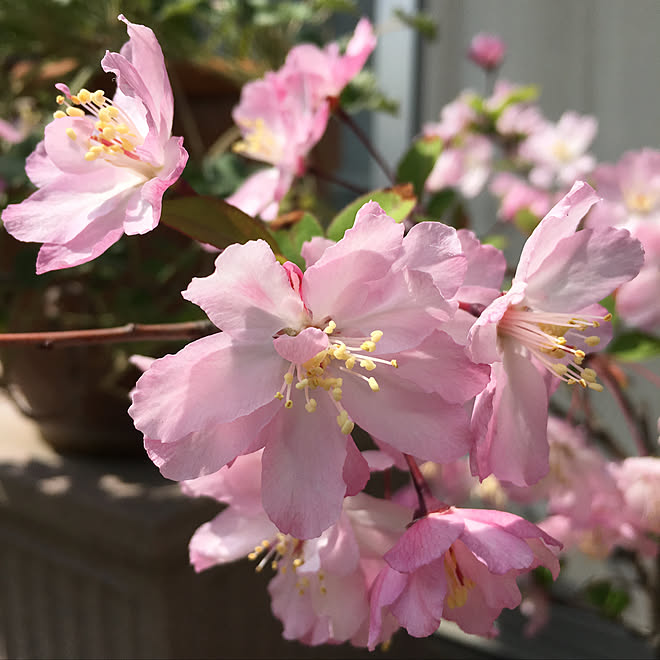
{"left": 468, "top": 32, "right": 506, "bottom": 71}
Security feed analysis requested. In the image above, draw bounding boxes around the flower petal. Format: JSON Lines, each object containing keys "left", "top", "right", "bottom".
{"left": 183, "top": 240, "right": 307, "bottom": 340}
{"left": 261, "top": 398, "right": 349, "bottom": 539}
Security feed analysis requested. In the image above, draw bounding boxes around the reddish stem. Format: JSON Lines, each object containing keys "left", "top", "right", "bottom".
{"left": 0, "top": 320, "right": 217, "bottom": 348}
{"left": 404, "top": 453, "right": 433, "bottom": 519}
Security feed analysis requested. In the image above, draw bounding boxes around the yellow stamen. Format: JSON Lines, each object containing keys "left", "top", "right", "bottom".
{"left": 65, "top": 128, "right": 76, "bottom": 140}
{"left": 53, "top": 110, "right": 66, "bottom": 120}
{"left": 66, "top": 107, "right": 84, "bottom": 117}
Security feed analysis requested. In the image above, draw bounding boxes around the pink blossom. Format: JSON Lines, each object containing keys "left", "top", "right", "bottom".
{"left": 228, "top": 69, "right": 330, "bottom": 219}
{"left": 368, "top": 503, "right": 560, "bottom": 646}
{"left": 468, "top": 181, "right": 644, "bottom": 486}
{"left": 496, "top": 103, "right": 546, "bottom": 138}
{"left": 2, "top": 15, "right": 188, "bottom": 274}
{"left": 282, "top": 18, "right": 376, "bottom": 108}
{"left": 425, "top": 134, "right": 493, "bottom": 198}
{"left": 468, "top": 33, "right": 507, "bottom": 71}
{"left": 587, "top": 149, "right": 660, "bottom": 256}
{"left": 227, "top": 19, "right": 374, "bottom": 221}
{"left": 611, "top": 457, "right": 660, "bottom": 537}
{"left": 586, "top": 149, "right": 660, "bottom": 331}
{"left": 490, "top": 172, "right": 553, "bottom": 224}
{"left": 183, "top": 451, "right": 410, "bottom": 647}
{"left": 130, "top": 202, "right": 490, "bottom": 539}
{"left": 519, "top": 111, "right": 597, "bottom": 189}
{"left": 0, "top": 118, "right": 23, "bottom": 144}
{"left": 615, "top": 262, "right": 660, "bottom": 332}
{"left": 423, "top": 93, "right": 477, "bottom": 143}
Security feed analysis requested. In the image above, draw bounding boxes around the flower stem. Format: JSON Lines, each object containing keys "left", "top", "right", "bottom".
{"left": 334, "top": 106, "right": 396, "bottom": 185}
{"left": 404, "top": 453, "right": 432, "bottom": 519}
{"left": 0, "top": 321, "right": 217, "bottom": 348}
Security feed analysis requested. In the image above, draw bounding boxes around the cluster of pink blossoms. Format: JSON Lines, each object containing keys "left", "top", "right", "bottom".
{"left": 1, "top": 16, "right": 655, "bottom": 652}
{"left": 128, "top": 181, "right": 642, "bottom": 646}
{"left": 226, "top": 18, "right": 376, "bottom": 221}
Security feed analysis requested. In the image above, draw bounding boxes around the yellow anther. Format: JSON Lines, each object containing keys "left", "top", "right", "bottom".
{"left": 320, "top": 586, "right": 327, "bottom": 595}
{"left": 56, "top": 95, "right": 65, "bottom": 105}
{"left": 582, "top": 368, "right": 598, "bottom": 382}
{"left": 274, "top": 392, "right": 284, "bottom": 400}
{"left": 116, "top": 123, "right": 131, "bottom": 134}
{"left": 284, "top": 372, "right": 294, "bottom": 385}
{"left": 254, "top": 545, "right": 263, "bottom": 554}
{"left": 585, "top": 336, "right": 601, "bottom": 347}
{"left": 102, "top": 126, "right": 117, "bottom": 140}
{"left": 554, "top": 336, "right": 567, "bottom": 346}
{"left": 109, "top": 144, "right": 123, "bottom": 152}
{"left": 332, "top": 387, "right": 343, "bottom": 401}
{"left": 360, "top": 359, "right": 376, "bottom": 371}
{"left": 66, "top": 106, "right": 84, "bottom": 117}
{"left": 552, "top": 363, "right": 568, "bottom": 376}
{"left": 588, "top": 382, "right": 604, "bottom": 392}
{"left": 120, "top": 138, "right": 135, "bottom": 151}
{"left": 574, "top": 350, "right": 586, "bottom": 365}
{"left": 360, "top": 340, "right": 377, "bottom": 352}
{"left": 295, "top": 378, "right": 309, "bottom": 390}
{"left": 70, "top": 95, "right": 80, "bottom": 105}
{"left": 107, "top": 106, "right": 119, "bottom": 118}
{"left": 271, "top": 560, "right": 278, "bottom": 570}
{"left": 370, "top": 330, "right": 384, "bottom": 343}
{"left": 293, "top": 558, "right": 304, "bottom": 568}
{"left": 390, "top": 359, "right": 398, "bottom": 368}
{"left": 566, "top": 378, "right": 576, "bottom": 385}
{"left": 345, "top": 356, "right": 356, "bottom": 370}
{"left": 92, "top": 90, "right": 106, "bottom": 105}
{"left": 248, "top": 552, "right": 258, "bottom": 561}
{"left": 368, "top": 377, "right": 379, "bottom": 392}
{"left": 578, "top": 378, "right": 588, "bottom": 388}
{"left": 323, "top": 320, "right": 336, "bottom": 334}
{"left": 305, "top": 398, "right": 317, "bottom": 413}
{"left": 285, "top": 399, "right": 293, "bottom": 409}
{"left": 95, "top": 120, "right": 104, "bottom": 130}
{"left": 340, "top": 420, "right": 355, "bottom": 435}
{"left": 261, "top": 539, "right": 270, "bottom": 548}
{"left": 89, "top": 145, "right": 103, "bottom": 154}
{"left": 77, "top": 88, "right": 91, "bottom": 104}
{"left": 98, "top": 108, "right": 113, "bottom": 122}
{"left": 53, "top": 110, "right": 66, "bottom": 119}
{"left": 84, "top": 151, "right": 98, "bottom": 161}
{"left": 65, "top": 127, "right": 76, "bottom": 140}
{"left": 603, "top": 313, "right": 612, "bottom": 322}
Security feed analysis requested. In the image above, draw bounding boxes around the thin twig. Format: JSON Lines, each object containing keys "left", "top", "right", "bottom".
{"left": 307, "top": 164, "right": 368, "bottom": 195}
{"left": 334, "top": 106, "right": 396, "bottom": 184}
{"left": 0, "top": 321, "right": 218, "bottom": 348}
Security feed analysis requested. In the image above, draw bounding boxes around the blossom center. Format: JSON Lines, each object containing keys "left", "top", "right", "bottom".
{"left": 551, "top": 139, "right": 573, "bottom": 163}
{"left": 274, "top": 321, "right": 397, "bottom": 435}
{"left": 624, "top": 190, "right": 655, "bottom": 214}
{"left": 498, "top": 306, "right": 609, "bottom": 391}
{"left": 248, "top": 534, "right": 327, "bottom": 596}
{"left": 443, "top": 547, "right": 474, "bottom": 609}
{"left": 233, "top": 117, "right": 283, "bottom": 164}
{"left": 53, "top": 87, "right": 159, "bottom": 178}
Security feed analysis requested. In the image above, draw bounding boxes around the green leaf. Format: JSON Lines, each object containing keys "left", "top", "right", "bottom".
{"left": 514, "top": 208, "right": 542, "bottom": 234}
{"left": 340, "top": 71, "right": 399, "bottom": 115}
{"left": 606, "top": 330, "right": 660, "bottom": 362}
{"left": 160, "top": 196, "right": 281, "bottom": 254}
{"left": 396, "top": 137, "right": 443, "bottom": 197}
{"left": 271, "top": 212, "right": 325, "bottom": 268}
{"left": 426, "top": 188, "right": 458, "bottom": 222}
{"left": 326, "top": 185, "right": 417, "bottom": 242}
{"left": 393, "top": 8, "right": 438, "bottom": 40}
{"left": 585, "top": 580, "right": 630, "bottom": 619}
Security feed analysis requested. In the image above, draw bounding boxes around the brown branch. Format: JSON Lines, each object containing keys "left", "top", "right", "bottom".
{"left": 0, "top": 320, "right": 218, "bottom": 348}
